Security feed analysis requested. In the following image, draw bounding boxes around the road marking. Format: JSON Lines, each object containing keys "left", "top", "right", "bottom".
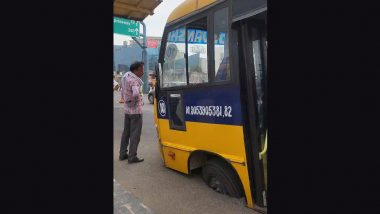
{"left": 121, "top": 204, "right": 135, "bottom": 214}
{"left": 140, "top": 203, "right": 153, "bottom": 213}
{"left": 140, "top": 203, "right": 149, "bottom": 209}
{"left": 140, "top": 203, "right": 147, "bottom": 209}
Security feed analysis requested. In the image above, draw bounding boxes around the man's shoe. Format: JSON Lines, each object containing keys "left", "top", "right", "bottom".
{"left": 128, "top": 157, "right": 144, "bottom": 164}
{"left": 119, "top": 154, "right": 128, "bottom": 161}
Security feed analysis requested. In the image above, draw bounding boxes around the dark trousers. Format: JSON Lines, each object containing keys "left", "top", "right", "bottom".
{"left": 119, "top": 114, "right": 143, "bottom": 160}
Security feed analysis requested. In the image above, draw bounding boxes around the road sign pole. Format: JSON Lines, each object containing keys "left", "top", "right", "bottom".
{"left": 141, "top": 21, "right": 149, "bottom": 94}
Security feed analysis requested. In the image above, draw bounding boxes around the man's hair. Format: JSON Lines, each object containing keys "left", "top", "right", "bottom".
{"left": 130, "top": 61, "right": 144, "bottom": 72}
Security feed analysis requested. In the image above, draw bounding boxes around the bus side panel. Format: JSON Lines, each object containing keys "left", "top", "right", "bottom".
{"left": 156, "top": 85, "right": 254, "bottom": 207}
{"left": 157, "top": 120, "right": 246, "bottom": 163}
{"left": 154, "top": 97, "right": 165, "bottom": 162}
{"left": 162, "top": 146, "right": 191, "bottom": 174}
{"left": 157, "top": 119, "right": 254, "bottom": 207}
{"left": 231, "top": 162, "right": 254, "bottom": 208}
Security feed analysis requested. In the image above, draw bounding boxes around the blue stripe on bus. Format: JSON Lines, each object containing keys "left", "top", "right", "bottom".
{"left": 157, "top": 85, "right": 243, "bottom": 126}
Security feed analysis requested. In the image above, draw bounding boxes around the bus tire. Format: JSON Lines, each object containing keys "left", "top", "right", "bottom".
{"left": 202, "top": 158, "right": 244, "bottom": 198}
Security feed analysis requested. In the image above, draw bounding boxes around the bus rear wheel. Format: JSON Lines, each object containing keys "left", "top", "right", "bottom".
{"left": 202, "top": 159, "right": 244, "bottom": 198}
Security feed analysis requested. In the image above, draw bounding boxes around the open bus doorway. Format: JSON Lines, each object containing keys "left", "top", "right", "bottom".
{"left": 236, "top": 11, "right": 267, "bottom": 209}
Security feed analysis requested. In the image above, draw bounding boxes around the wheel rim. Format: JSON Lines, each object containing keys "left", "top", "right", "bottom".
{"left": 209, "top": 177, "right": 226, "bottom": 194}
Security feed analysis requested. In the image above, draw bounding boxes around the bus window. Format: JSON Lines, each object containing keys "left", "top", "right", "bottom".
{"left": 162, "top": 27, "right": 187, "bottom": 88}
{"left": 187, "top": 17, "right": 209, "bottom": 84}
{"left": 214, "top": 7, "right": 230, "bottom": 82}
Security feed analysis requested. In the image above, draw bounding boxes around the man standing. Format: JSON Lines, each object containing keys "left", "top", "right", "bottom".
{"left": 119, "top": 61, "right": 145, "bottom": 164}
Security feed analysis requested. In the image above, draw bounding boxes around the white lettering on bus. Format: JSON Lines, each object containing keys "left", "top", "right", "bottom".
{"left": 185, "top": 105, "right": 232, "bottom": 118}
{"left": 188, "top": 30, "right": 195, "bottom": 43}
{"left": 194, "top": 30, "right": 204, "bottom": 43}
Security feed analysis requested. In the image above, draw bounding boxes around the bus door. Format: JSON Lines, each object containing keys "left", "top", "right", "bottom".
{"left": 237, "top": 13, "right": 267, "bottom": 209}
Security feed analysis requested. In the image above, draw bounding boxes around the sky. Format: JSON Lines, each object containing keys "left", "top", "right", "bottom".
{"left": 114, "top": 0, "right": 186, "bottom": 45}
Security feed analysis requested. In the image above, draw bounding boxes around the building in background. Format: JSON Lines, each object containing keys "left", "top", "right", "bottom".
{"left": 114, "top": 36, "right": 162, "bottom": 93}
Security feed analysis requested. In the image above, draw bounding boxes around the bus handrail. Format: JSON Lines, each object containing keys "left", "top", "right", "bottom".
{"left": 259, "top": 130, "right": 267, "bottom": 160}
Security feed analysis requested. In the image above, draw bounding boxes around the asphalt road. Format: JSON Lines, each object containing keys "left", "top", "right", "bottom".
{"left": 114, "top": 92, "right": 258, "bottom": 214}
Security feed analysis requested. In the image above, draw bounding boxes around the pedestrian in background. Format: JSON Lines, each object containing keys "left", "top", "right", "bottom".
{"left": 113, "top": 75, "right": 120, "bottom": 91}
{"left": 119, "top": 61, "right": 145, "bottom": 164}
{"left": 117, "top": 73, "right": 125, "bottom": 103}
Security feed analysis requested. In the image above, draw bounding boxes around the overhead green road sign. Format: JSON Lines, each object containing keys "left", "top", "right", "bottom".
{"left": 114, "top": 17, "right": 140, "bottom": 37}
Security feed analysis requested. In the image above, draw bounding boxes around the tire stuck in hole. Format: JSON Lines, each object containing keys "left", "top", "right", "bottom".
{"left": 202, "top": 158, "right": 244, "bottom": 198}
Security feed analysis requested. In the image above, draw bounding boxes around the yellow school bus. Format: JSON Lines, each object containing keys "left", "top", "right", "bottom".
{"left": 153, "top": 0, "right": 267, "bottom": 211}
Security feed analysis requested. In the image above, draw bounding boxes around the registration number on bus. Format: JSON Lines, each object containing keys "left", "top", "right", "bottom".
{"left": 185, "top": 106, "right": 232, "bottom": 118}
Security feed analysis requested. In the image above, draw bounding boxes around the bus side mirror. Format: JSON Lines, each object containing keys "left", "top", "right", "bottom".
{"left": 154, "top": 62, "right": 161, "bottom": 97}
{"left": 155, "top": 62, "right": 159, "bottom": 76}
{"left": 155, "top": 63, "right": 160, "bottom": 81}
